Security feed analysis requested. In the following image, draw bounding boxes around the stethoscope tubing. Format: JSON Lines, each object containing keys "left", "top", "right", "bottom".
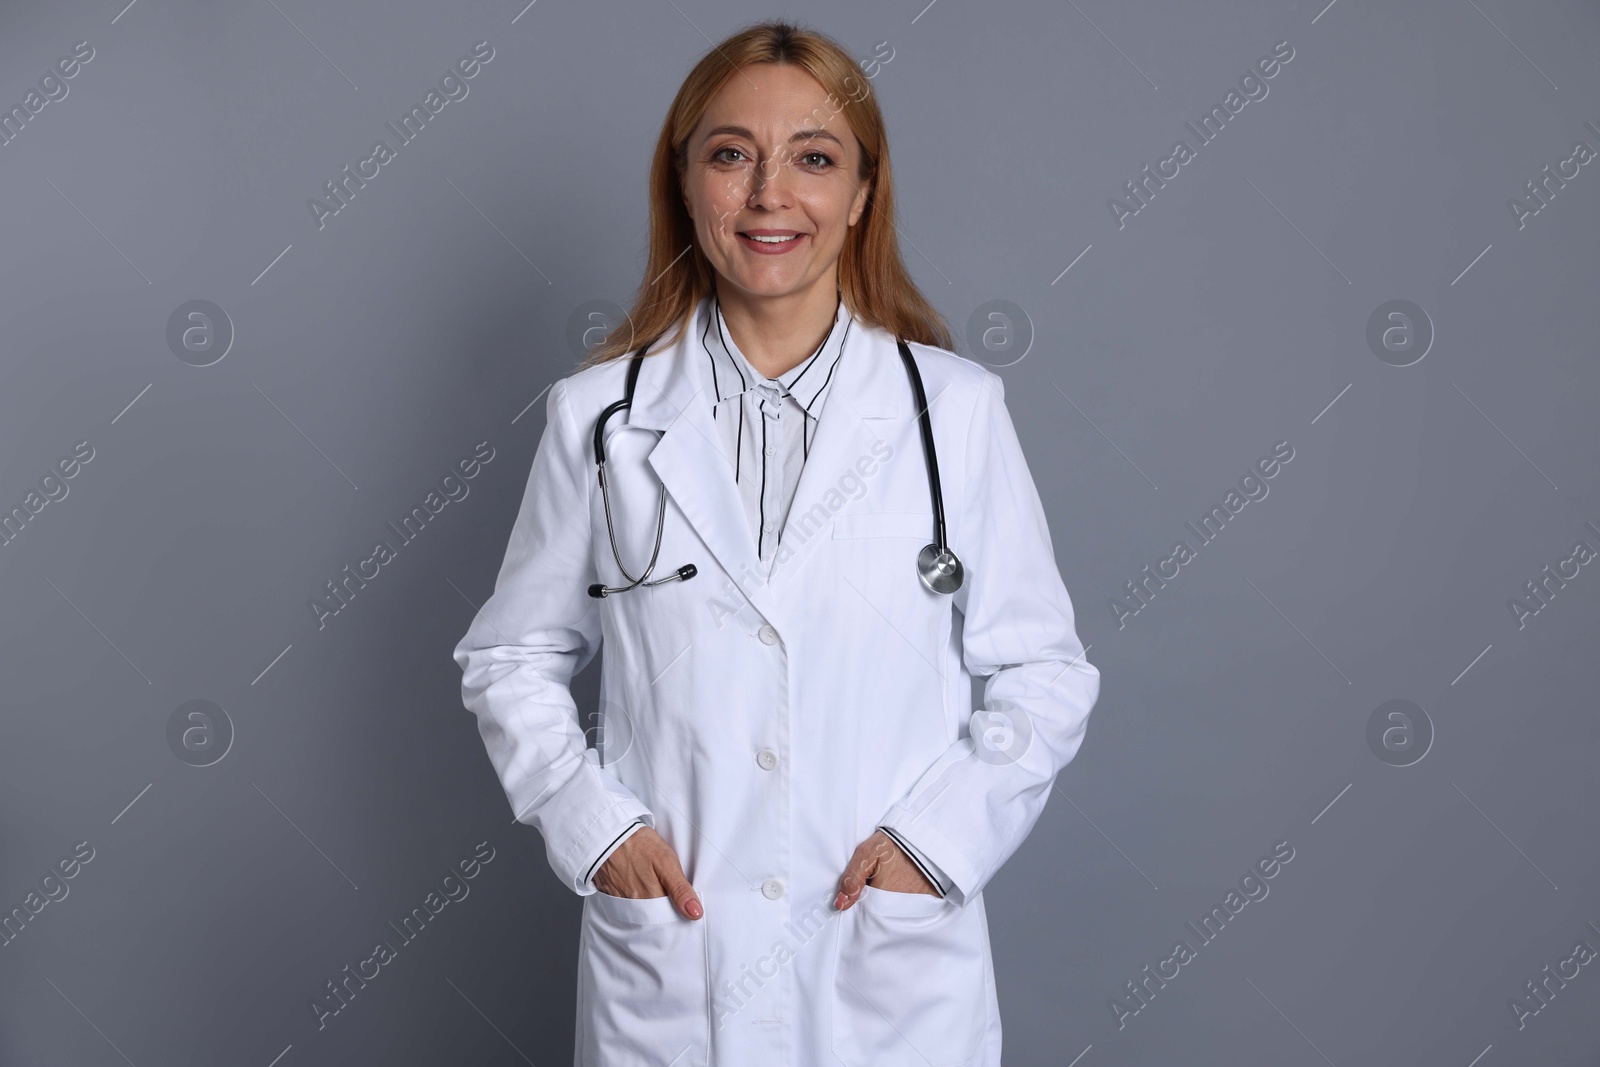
{"left": 588, "top": 352, "right": 699, "bottom": 598}
{"left": 895, "top": 338, "right": 948, "bottom": 555}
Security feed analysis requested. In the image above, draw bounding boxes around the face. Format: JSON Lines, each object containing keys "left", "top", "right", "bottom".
{"left": 680, "top": 62, "right": 872, "bottom": 304}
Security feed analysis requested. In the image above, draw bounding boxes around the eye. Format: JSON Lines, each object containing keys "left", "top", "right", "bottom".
{"left": 799, "top": 150, "right": 835, "bottom": 170}
{"left": 711, "top": 145, "right": 748, "bottom": 164}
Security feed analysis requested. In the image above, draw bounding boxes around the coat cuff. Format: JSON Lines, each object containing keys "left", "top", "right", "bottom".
{"left": 876, "top": 807, "right": 981, "bottom": 906}
{"left": 535, "top": 758, "right": 654, "bottom": 896}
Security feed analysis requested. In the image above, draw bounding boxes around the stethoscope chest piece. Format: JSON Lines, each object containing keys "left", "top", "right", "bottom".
{"left": 918, "top": 543, "right": 964, "bottom": 594}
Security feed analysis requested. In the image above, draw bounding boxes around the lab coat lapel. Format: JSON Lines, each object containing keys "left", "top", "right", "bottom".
{"left": 761, "top": 324, "right": 902, "bottom": 599}
{"left": 626, "top": 327, "right": 776, "bottom": 620}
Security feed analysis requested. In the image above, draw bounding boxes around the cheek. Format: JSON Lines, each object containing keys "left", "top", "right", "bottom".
{"left": 707, "top": 175, "right": 747, "bottom": 210}
{"left": 689, "top": 173, "right": 746, "bottom": 224}
{"left": 806, "top": 189, "right": 857, "bottom": 239}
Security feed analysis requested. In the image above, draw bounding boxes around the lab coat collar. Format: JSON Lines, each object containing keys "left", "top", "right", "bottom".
{"left": 624, "top": 296, "right": 903, "bottom": 624}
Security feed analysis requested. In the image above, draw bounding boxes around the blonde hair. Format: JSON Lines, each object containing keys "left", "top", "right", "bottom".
{"left": 579, "top": 19, "right": 952, "bottom": 368}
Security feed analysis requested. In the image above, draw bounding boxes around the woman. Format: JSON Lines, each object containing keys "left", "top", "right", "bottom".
{"left": 454, "top": 20, "right": 1100, "bottom": 1067}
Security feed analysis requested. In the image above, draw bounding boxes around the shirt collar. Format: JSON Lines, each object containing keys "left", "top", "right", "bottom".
{"left": 697, "top": 290, "right": 852, "bottom": 419}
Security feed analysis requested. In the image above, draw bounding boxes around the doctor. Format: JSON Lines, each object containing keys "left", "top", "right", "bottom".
{"left": 453, "top": 19, "right": 1100, "bottom": 1067}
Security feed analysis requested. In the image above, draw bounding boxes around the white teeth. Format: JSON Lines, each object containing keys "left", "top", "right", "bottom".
{"left": 746, "top": 234, "right": 799, "bottom": 243}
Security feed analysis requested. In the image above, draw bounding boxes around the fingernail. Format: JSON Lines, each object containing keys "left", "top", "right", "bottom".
{"left": 686, "top": 899, "right": 703, "bottom": 919}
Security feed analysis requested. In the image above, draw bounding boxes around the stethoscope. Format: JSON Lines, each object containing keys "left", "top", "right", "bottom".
{"left": 586, "top": 336, "right": 964, "bottom": 598}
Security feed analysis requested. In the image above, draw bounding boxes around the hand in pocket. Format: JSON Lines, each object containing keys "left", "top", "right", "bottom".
{"left": 593, "top": 826, "right": 703, "bottom": 919}
{"left": 834, "top": 829, "right": 940, "bottom": 910}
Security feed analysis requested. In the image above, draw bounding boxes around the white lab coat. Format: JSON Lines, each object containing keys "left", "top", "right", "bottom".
{"left": 453, "top": 314, "right": 1100, "bottom": 1067}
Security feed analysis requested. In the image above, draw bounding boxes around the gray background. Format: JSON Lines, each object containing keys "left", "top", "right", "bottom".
{"left": 2, "top": 0, "right": 1596, "bottom": 1064}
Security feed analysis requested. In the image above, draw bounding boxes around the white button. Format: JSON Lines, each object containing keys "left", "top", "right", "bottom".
{"left": 762, "top": 522, "right": 774, "bottom": 532}
{"left": 757, "top": 625, "right": 779, "bottom": 645}
{"left": 765, "top": 445, "right": 776, "bottom": 456}
{"left": 761, "top": 877, "right": 785, "bottom": 900}
{"left": 756, "top": 748, "right": 778, "bottom": 770}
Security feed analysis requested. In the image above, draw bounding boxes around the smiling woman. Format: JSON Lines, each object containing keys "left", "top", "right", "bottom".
{"left": 453, "top": 19, "right": 1101, "bottom": 1067}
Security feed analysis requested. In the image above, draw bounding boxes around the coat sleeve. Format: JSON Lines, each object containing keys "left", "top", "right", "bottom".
{"left": 876, "top": 371, "right": 1101, "bottom": 906}
{"left": 452, "top": 376, "right": 654, "bottom": 896}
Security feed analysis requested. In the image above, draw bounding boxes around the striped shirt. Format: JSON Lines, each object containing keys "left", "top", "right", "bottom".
{"left": 697, "top": 290, "right": 850, "bottom": 571}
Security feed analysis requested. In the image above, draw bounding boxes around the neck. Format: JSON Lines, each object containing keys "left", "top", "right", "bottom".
{"left": 714, "top": 278, "right": 841, "bottom": 378}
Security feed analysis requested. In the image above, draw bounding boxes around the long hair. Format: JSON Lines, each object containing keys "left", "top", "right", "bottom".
{"left": 579, "top": 19, "right": 953, "bottom": 368}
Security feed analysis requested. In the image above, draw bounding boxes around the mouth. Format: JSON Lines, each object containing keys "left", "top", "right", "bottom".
{"left": 736, "top": 230, "right": 808, "bottom": 254}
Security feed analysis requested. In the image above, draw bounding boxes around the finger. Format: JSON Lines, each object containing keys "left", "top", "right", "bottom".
{"left": 836, "top": 860, "right": 874, "bottom": 909}
{"left": 658, "top": 859, "right": 703, "bottom": 920}
{"left": 834, "top": 841, "right": 882, "bottom": 911}
{"left": 667, "top": 876, "right": 702, "bottom": 920}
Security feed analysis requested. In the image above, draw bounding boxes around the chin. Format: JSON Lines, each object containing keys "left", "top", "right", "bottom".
{"left": 721, "top": 272, "right": 811, "bottom": 299}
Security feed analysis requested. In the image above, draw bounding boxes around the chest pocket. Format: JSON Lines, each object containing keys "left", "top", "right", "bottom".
{"left": 829, "top": 510, "right": 944, "bottom": 652}
{"left": 831, "top": 510, "right": 932, "bottom": 541}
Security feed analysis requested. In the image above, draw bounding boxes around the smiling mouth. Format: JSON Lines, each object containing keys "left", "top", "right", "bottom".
{"left": 735, "top": 231, "right": 809, "bottom": 256}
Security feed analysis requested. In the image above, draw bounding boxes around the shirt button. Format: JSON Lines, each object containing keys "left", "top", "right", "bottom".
{"left": 756, "top": 748, "right": 779, "bottom": 771}
{"left": 761, "top": 877, "right": 785, "bottom": 900}
{"left": 765, "top": 445, "right": 776, "bottom": 456}
{"left": 757, "top": 625, "right": 779, "bottom": 645}
{"left": 762, "top": 522, "right": 774, "bottom": 533}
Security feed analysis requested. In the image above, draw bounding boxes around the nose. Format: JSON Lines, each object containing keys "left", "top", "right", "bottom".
{"left": 746, "top": 154, "right": 794, "bottom": 210}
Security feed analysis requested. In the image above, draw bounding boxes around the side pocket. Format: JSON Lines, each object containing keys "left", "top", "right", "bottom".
{"left": 577, "top": 892, "right": 710, "bottom": 1067}
{"left": 832, "top": 885, "right": 988, "bottom": 1067}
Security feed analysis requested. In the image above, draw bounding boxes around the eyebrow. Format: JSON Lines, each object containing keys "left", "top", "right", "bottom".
{"left": 700, "top": 124, "right": 844, "bottom": 148}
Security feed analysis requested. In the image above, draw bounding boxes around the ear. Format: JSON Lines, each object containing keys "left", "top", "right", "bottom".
{"left": 847, "top": 176, "right": 872, "bottom": 228}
